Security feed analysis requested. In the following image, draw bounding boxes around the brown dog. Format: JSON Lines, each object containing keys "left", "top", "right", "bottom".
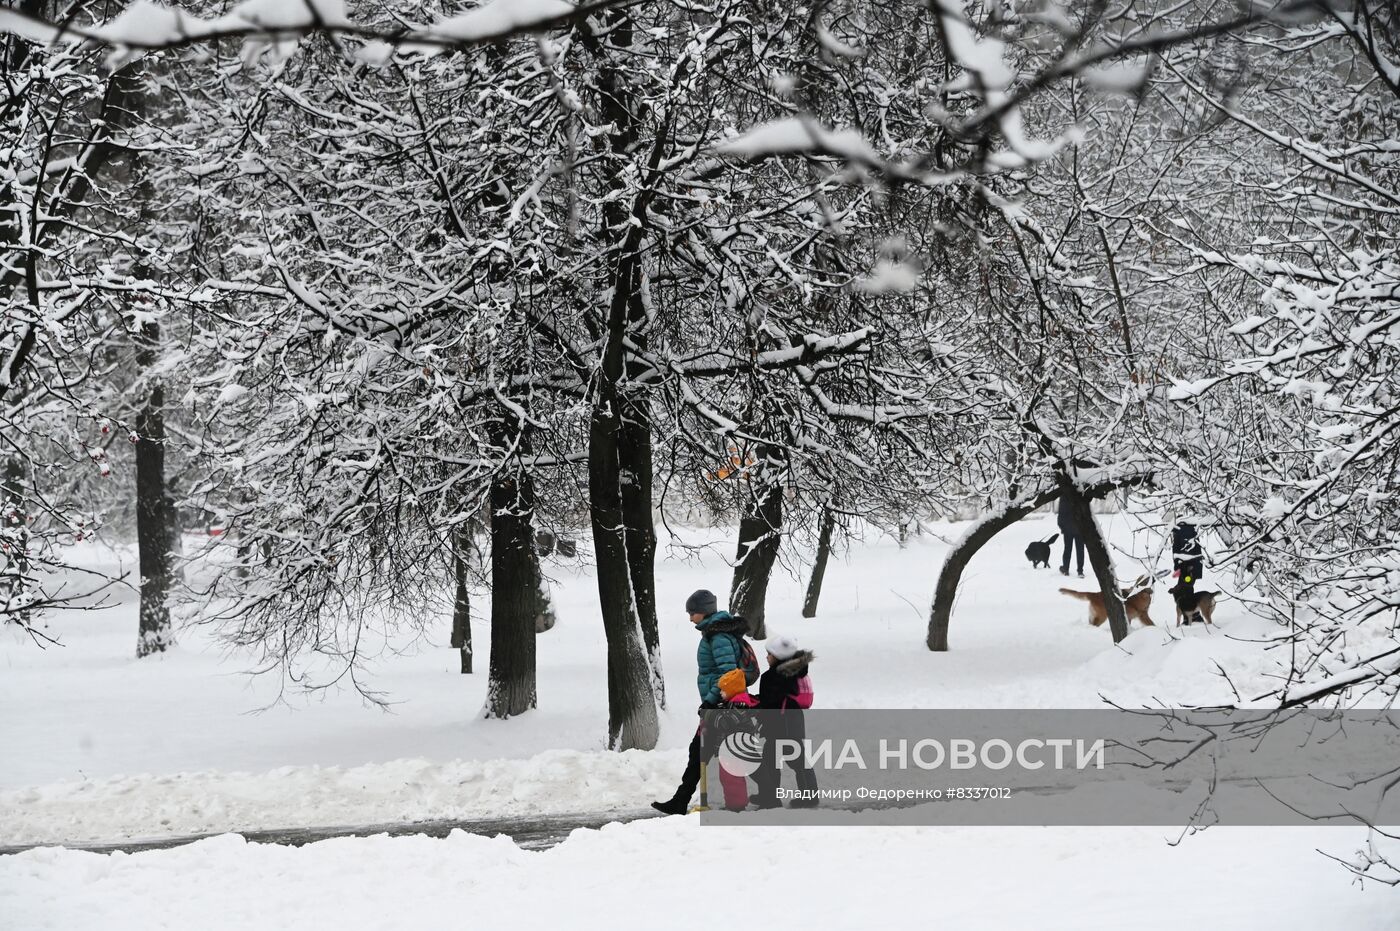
{"left": 1059, "top": 578, "right": 1155, "bottom": 628}
{"left": 1168, "top": 583, "right": 1217, "bottom": 626}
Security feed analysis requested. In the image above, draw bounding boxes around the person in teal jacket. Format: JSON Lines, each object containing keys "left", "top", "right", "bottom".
{"left": 695, "top": 608, "right": 753, "bottom": 704}
{"left": 652, "top": 589, "right": 759, "bottom": 815}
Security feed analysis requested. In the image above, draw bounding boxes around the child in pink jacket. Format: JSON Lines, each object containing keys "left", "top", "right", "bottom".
{"left": 711, "top": 668, "right": 760, "bottom": 811}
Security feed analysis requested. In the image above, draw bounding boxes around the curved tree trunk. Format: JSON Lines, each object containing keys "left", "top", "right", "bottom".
{"left": 802, "top": 503, "right": 836, "bottom": 619}
{"left": 928, "top": 472, "right": 1151, "bottom": 650}
{"left": 927, "top": 486, "right": 1063, "bottom": 651}
{"left": 486, "top": 461, "right": 538, "bottom": 718}
{"left": 1062, "top": 482, "right": 1129, "bottom": 643}
{"left": 729, "top": 444, "right": 785, "bottom": 640}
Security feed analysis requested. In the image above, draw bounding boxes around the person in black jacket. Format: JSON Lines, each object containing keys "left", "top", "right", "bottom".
{"left": 751, "top": 635, "right": 818, "bottom": 809}
{"left": 1057, "top": 494, "right": 1086, "bottom": 578}
{"left": 1172, "top": 520, "right": 1203, "bottom": 585}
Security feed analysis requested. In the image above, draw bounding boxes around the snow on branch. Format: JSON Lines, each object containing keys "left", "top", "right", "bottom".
{"left": 0, "top": 0, "right": 632, "bottom": 60}
{"left": 715, "top": 117, "right": 882, "bottom": 166}
{"left": 661, "top": 329, "right": 872, "bottom": 378}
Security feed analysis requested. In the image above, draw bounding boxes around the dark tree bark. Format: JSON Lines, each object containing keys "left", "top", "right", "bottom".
{"left": 451, "top": 526, "right": 472, "bottom": 674}
{"left": 729, "top": 444, "right": 786, "bottom": 639}
{"left": 486, "top": 461, "right": 538, "bottom": 717}
{"left": 1061, "top": 481, "right": 1129, "bottom": 643}
{"left": 134, "top": 319, "right": 173, "bottom": 657}
{"left": 926, "top": 486, "right": 1063, "bottom": 651}
{"left": 582, "top": 9, "right": 660, "bottom": 750}
{"left": 619, "top": 391, "right": 663, "bottom": 706}
{"left": 802, "top": 504, "right": 837, "bottom": 619}
{"left": 1, "top": 458, "right": 31, "bottom": 616}
{"left": 589, "top": 383, "right": 660, "bottom": 748}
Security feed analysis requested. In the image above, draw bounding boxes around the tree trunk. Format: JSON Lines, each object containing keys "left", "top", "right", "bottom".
{"left": 927, "top": 486, "right": 1063, "bottom": 651}
{"left": 802, "top": 504, "right": 836, "bottom": 619}
{"left": 1062, "top": 482, "right": 1129, "bottom": 643}
{"left": 1, "top": 457, "right": 30, "bottom": 618}
{"left": 729, "top": 444, "right": 785, "bottom": 640}
{"left": 451, "top": 526, "right": 472, "bottom": 674}
{"left": 485, "top": 464, "right": 538, "bottom": 717}
{"left": 590, "top": 386, "right": 660, "bottom": 749}
{"left": 134, "top": 319, "right": 172, "bottom": 658}
{"left": 585, "top": 8, "right": 660, "bottom": 750}
{"left": 619, "top": 390, "right": 663, "bottom": 706}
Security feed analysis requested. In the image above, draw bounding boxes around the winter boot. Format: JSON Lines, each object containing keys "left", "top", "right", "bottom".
{"left": 651, "top": 794, "right": 690, "bottom": 816}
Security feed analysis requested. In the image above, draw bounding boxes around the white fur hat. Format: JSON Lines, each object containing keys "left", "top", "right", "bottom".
{"left": 765, "top": 634, "right": 801, "bottom": 661}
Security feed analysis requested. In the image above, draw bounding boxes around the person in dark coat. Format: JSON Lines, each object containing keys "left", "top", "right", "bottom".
{"left": 1172, "top": 521, "right": 1203, "bottom": 585}
{"left": 751, "top": 635, "right": 819, "bottom": 809}
{"left": 1057, "top": 494, "right": 1086, "bottom": 578}
{"left": 651, "top": 589, "right": 758, "bottom": 815}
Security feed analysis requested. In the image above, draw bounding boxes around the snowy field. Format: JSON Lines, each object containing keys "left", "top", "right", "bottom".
{"left": 4, "top": 513, "right": 1398, "bottom": 928}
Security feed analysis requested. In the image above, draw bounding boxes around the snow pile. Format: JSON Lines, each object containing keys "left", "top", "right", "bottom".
{"left": 2, "top": 818, "right": 1396, "bottom": 930}
{"left": 0, "top": 749, "right": 682, "bottom": 846}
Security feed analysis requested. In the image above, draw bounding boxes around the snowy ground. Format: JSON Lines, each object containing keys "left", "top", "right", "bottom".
{"left": 4, "top": 821, "right": 1397, "bottom": 931}
{"left": 3, "top": 512, "right": 1398, "bottom": 927}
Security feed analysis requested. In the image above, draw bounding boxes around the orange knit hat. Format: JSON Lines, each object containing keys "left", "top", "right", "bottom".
{"left": 717, "top": 668, "right": 749, "bottom": 700}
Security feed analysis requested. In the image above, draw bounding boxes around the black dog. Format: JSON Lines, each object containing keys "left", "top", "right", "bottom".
{"left": 1025, "top": 534, "right": 1060, "bottom": 569}
{"left": 1168, "top": 582, "right": 1217, "bottom": 626}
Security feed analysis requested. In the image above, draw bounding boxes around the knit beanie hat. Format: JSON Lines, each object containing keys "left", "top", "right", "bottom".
{"left": 717, "top": 668, "right": 749, "bottom": 700}
{"left": 685, "top": 589, "right": 718, "bottom": 616}
{"left": 765, "top": 635, "right": 801, "bottom": 661}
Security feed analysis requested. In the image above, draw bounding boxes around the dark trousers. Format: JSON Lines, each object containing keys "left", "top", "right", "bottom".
{"left": 1061, "top": 530, "right": 1085, "bottom": 573}
{"left": 673, "top": 713, "right": 714, "bottom": 803}
{"left": 753, "top": 713, "right": 818, "bottom": 803}
{"left": 675, "top": 727, "right": 703, "bottom": 803}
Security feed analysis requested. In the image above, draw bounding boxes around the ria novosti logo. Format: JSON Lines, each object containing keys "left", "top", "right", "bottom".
{"left": 718, "top": 731, "right": 765, "bottom": 776}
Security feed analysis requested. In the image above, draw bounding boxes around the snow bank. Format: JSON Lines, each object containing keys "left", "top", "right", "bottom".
{"left": 0, "top": 749, "right": 683, "bottom": 847}
{"left": 2, "top": 818, "right": 1395, "bottom": 930}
